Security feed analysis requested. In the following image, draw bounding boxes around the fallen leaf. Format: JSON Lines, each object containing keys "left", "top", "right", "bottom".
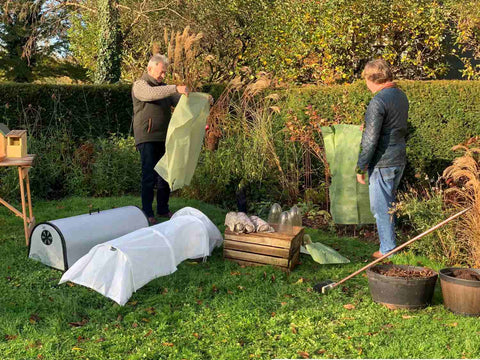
{"left": 71, "top": 347, "right": 83, "bottom": 351}
{"left": 144, "top": 330, "right": 152, "bottom": 337}
{"left": 193, "top": 333, "right": 200, "bottom": 338}
{"left": 306, "top": 287, "right": 313, "bottom": 292}
{"left": 68, "top": 318, "right": 89, "bottom": 327}
{"left": 141, "top": 318, "right": 149, "bottom": 323}
{"left": 116, "top": 314, "right": 123, "bottom": 321}
{"left": 145, "top": 307, "right": 156, "bottom": 315}
{"left": 231, "top": 271, "right": 241, "bottom": 276}
{"left": 271, "top": 312, "right": 276, "bottom": 317}
{"left": 95, "top": 337, "right": 105, "bottom": 343}
{"left": 227, "top": 290, "right": 233, "bottom": 294}
{"left": 281, "top": 302, "right": 287, "bottom": 306}
{"left": 316, "top": 349, "right": 326, "bottom": 354}
{"left": 271, "top": 274, "right": 276, "bottom": 282}
{"left": 291, "top": 324, "right": 298, "bottom": 334}
{"left": 162, "top": 342, "right": 174, "bottom": 347}
{"left": 237, "top": 285, "right": 245, "bottom": 290}
{"left": 29, "top": 314, "right": 41, "bottom": 324}
{"left": 343, "top": 304, "right": 355, "bottom": 310}
{"left": 67, "top": 282, "right": 75, "bottom": 287}
{"left": 212, "top": 285, "right": 218, "bottom": 293}
{"left": 132, "top": 323, "right": 138, "bottom": 328}
{"left": 295, "top": 278, "right": 304, "bottom": 284}
{"left": 196, "top": 300, "right": 203, "bottom": 305}
{"left": 128, "top": 301, "right": 138, "bottom": 306}
{"left": 402, "top": 315, "right": 412, "bottom": 319}
{"left": 5, "top": 335, "right": 17, "bottom": 341}
{"left": 298, "top": 351, "right": 309, "bottom": 358}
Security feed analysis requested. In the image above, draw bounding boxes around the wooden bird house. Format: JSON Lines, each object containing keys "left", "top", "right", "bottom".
{"left": 0, "top": 123, "right": 10, "bottom": 161}
{"left": 6, "top": 130, "right": 27, "bottom": 158}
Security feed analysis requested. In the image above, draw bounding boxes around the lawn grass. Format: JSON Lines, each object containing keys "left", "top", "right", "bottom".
{"left": 1, "top": 196, "right": 479, "bottom": 359}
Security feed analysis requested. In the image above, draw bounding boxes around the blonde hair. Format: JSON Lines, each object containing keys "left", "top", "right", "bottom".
{"left": 362, "top": 59, "right": 393, "bottom": 84}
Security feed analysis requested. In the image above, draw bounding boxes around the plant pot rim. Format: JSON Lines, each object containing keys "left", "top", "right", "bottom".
{"left": 440, "top": 267, "right": 480, "bottom": 288}
{"left": 367, "top": 264, "right": 438, "bottom": 282}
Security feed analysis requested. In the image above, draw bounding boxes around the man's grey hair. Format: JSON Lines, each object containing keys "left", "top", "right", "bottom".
{"left": 147, "top": 54, "right": 169, "bottom": 69}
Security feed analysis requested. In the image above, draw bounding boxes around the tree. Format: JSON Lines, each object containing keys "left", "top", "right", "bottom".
{"left": 0, "top": 0, "right": 69, "bottom": 82}
{"left": 94, "top": 0, "right": 121, "bottom": 83}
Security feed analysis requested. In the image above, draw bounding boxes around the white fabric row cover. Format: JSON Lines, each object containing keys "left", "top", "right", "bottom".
{"left": 28, "top": 206, "right": 148, "bottom": 271}
{"left": 59, "top": 207, "right": 223, "bottom": 305}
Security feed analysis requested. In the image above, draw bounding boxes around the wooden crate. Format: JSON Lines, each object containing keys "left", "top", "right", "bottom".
{"left": 224, "top": 225, "right": 304, "bottom": 271}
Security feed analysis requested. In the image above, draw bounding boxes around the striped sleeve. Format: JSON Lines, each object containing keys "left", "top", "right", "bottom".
{"left": 132, "top": 80, "right": 177, "bottom": 102}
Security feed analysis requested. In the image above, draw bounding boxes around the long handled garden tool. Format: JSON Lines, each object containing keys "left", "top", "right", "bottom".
{"left": 314, "top": 207, "right": 471, "bottom": 294}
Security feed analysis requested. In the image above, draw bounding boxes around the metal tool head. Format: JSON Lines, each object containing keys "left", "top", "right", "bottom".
{"left": 313, "top": 280, "right": 336, "bottom": 294}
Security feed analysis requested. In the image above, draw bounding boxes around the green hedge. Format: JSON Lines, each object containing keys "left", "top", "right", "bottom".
{"left": 0, "top": 83, "right": 226, "bottom": 137}
{"left": 281, "top": 80, "right": 480, "bottom": 180}
{"left": 0, "top": 81, "right": 478, "bottom": 203}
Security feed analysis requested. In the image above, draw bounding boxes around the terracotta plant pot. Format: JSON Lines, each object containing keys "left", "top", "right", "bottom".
{"left": 439, "top": 267, "right": 480, "bottom": 316}
{"left": 367, "top": 264, "right": 438, "bottom": 310}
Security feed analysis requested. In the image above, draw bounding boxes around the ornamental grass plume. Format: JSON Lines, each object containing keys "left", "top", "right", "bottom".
{"left": 443, "top": 137, "right": 480, "bottom": 267}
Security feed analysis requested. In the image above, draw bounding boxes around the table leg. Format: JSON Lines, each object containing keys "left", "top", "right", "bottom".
{"left": 18, "top": 167, "right": 28, "bottom": 246}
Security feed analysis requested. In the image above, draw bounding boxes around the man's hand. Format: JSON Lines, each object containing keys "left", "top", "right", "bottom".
{"left": 176, "top": 85, "right": 189, "bottom": 96}
{"left": 356, "top": 173, "right": 366, "bottom": 185}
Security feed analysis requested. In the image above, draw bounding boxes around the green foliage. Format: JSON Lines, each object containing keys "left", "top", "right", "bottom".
{"left": 395, "top": 186, "right": 462, "bottom": 264}
{"left": 248, "top": 0, "right": 450, "bottom": 83}
{"left": 0, "top": 0, "right": 70, "bottom": 83}
{"left": 89, "top": 135, "right": 140, "bottom": 196}
{"left": 450, "top": 0, "right": 480, "bottom": 80}
{"left": 94, "top": 0, "right": 122, "bottom": 84}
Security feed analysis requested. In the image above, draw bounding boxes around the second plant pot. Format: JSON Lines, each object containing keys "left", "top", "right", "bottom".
{"left": 367, "top": 264, "right": 438, "bottom": 310}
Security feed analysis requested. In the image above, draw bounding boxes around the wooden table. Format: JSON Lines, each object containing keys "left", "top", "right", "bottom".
{"left": 0, "top": 155, "right": 36, "bottom": 245}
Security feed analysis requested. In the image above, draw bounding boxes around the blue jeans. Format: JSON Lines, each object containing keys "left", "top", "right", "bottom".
{"left": 368, "top": 166, "right": 404, "bottom": 255}
{"left": 137, "top": 142, "right": 170, "bottom": 217}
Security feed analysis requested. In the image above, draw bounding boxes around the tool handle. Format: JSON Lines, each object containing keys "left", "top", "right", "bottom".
{"left": 332, "top": 206, "right": 471, "bottom": 289}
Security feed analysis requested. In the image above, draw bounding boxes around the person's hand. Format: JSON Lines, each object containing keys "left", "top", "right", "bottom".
{"left": 208, "top": 95, "right": 214, "bottom": 106}
{"left": 176, "top": 85, "right": 189, "bottom": 96}
{"left": 357, "top": 173, "right": 366, "bottom": 185}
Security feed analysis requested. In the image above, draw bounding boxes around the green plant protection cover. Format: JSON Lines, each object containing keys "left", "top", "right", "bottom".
{"left": 305, "top": 242, "right": 350, "bottom": 264}
{"left": 321, "top": 124, "right": 375, "bottom": 224}
{"left": 155, "top": 93, "right": 210, "bottom": 191}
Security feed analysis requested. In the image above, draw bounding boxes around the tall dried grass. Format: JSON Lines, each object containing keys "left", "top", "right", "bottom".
{"left": 443, "top": 137, "right": 480, "bottom": 266}
{"left": 206, "top": 69, "right": 299, "bottom": 201}
{"left": 152, "top": 26, "right": 205, "bottom": 91}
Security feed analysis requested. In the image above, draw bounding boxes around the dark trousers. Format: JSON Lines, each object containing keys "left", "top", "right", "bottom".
{"left": 137, "top": 142, "right": 170, "bottom": 217}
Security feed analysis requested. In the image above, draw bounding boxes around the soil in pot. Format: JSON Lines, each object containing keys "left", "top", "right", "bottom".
{"left": 371, "top": 266, "right": 436, "bottom": 278}
{"left": 367, "top": 264, "right": 438, "bottom": 310}
{"left": 440, "top": 267, "right": 480, "bottom": 316}
{"left": 444, "top": 269, "right": 480, "bottom": 281}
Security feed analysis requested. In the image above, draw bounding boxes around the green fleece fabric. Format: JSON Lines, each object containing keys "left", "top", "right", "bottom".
{"left": 154, "top": 93, "right": 210, "bottom": 191}
{"left": 321, "top": 124, "right": 375, "bottom": 224}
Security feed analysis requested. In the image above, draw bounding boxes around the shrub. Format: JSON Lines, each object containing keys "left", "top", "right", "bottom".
{"left": 395, "top": 186, "right": 461, "bottom": 264}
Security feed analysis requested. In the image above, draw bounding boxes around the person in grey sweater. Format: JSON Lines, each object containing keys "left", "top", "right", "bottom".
{"left": 356, "top": 59, "right": 409, "bottom": 259}
{"left": 132, "top": 54, "right": 189, "bottom": 225}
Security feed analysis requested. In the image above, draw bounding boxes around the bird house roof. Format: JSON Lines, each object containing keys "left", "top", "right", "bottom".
{"left": 0, "top": 123, "right": 10, "bottom": 136}
{"left": 6, "top": 130, "right": 27, "bottom": 138}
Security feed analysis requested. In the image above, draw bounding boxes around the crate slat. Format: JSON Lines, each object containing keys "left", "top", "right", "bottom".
{"left": 224, "top": 239, "right": 290, "bottom": 258}
{"left": 224, "top": 249, "right": 289, "bottom": 267}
